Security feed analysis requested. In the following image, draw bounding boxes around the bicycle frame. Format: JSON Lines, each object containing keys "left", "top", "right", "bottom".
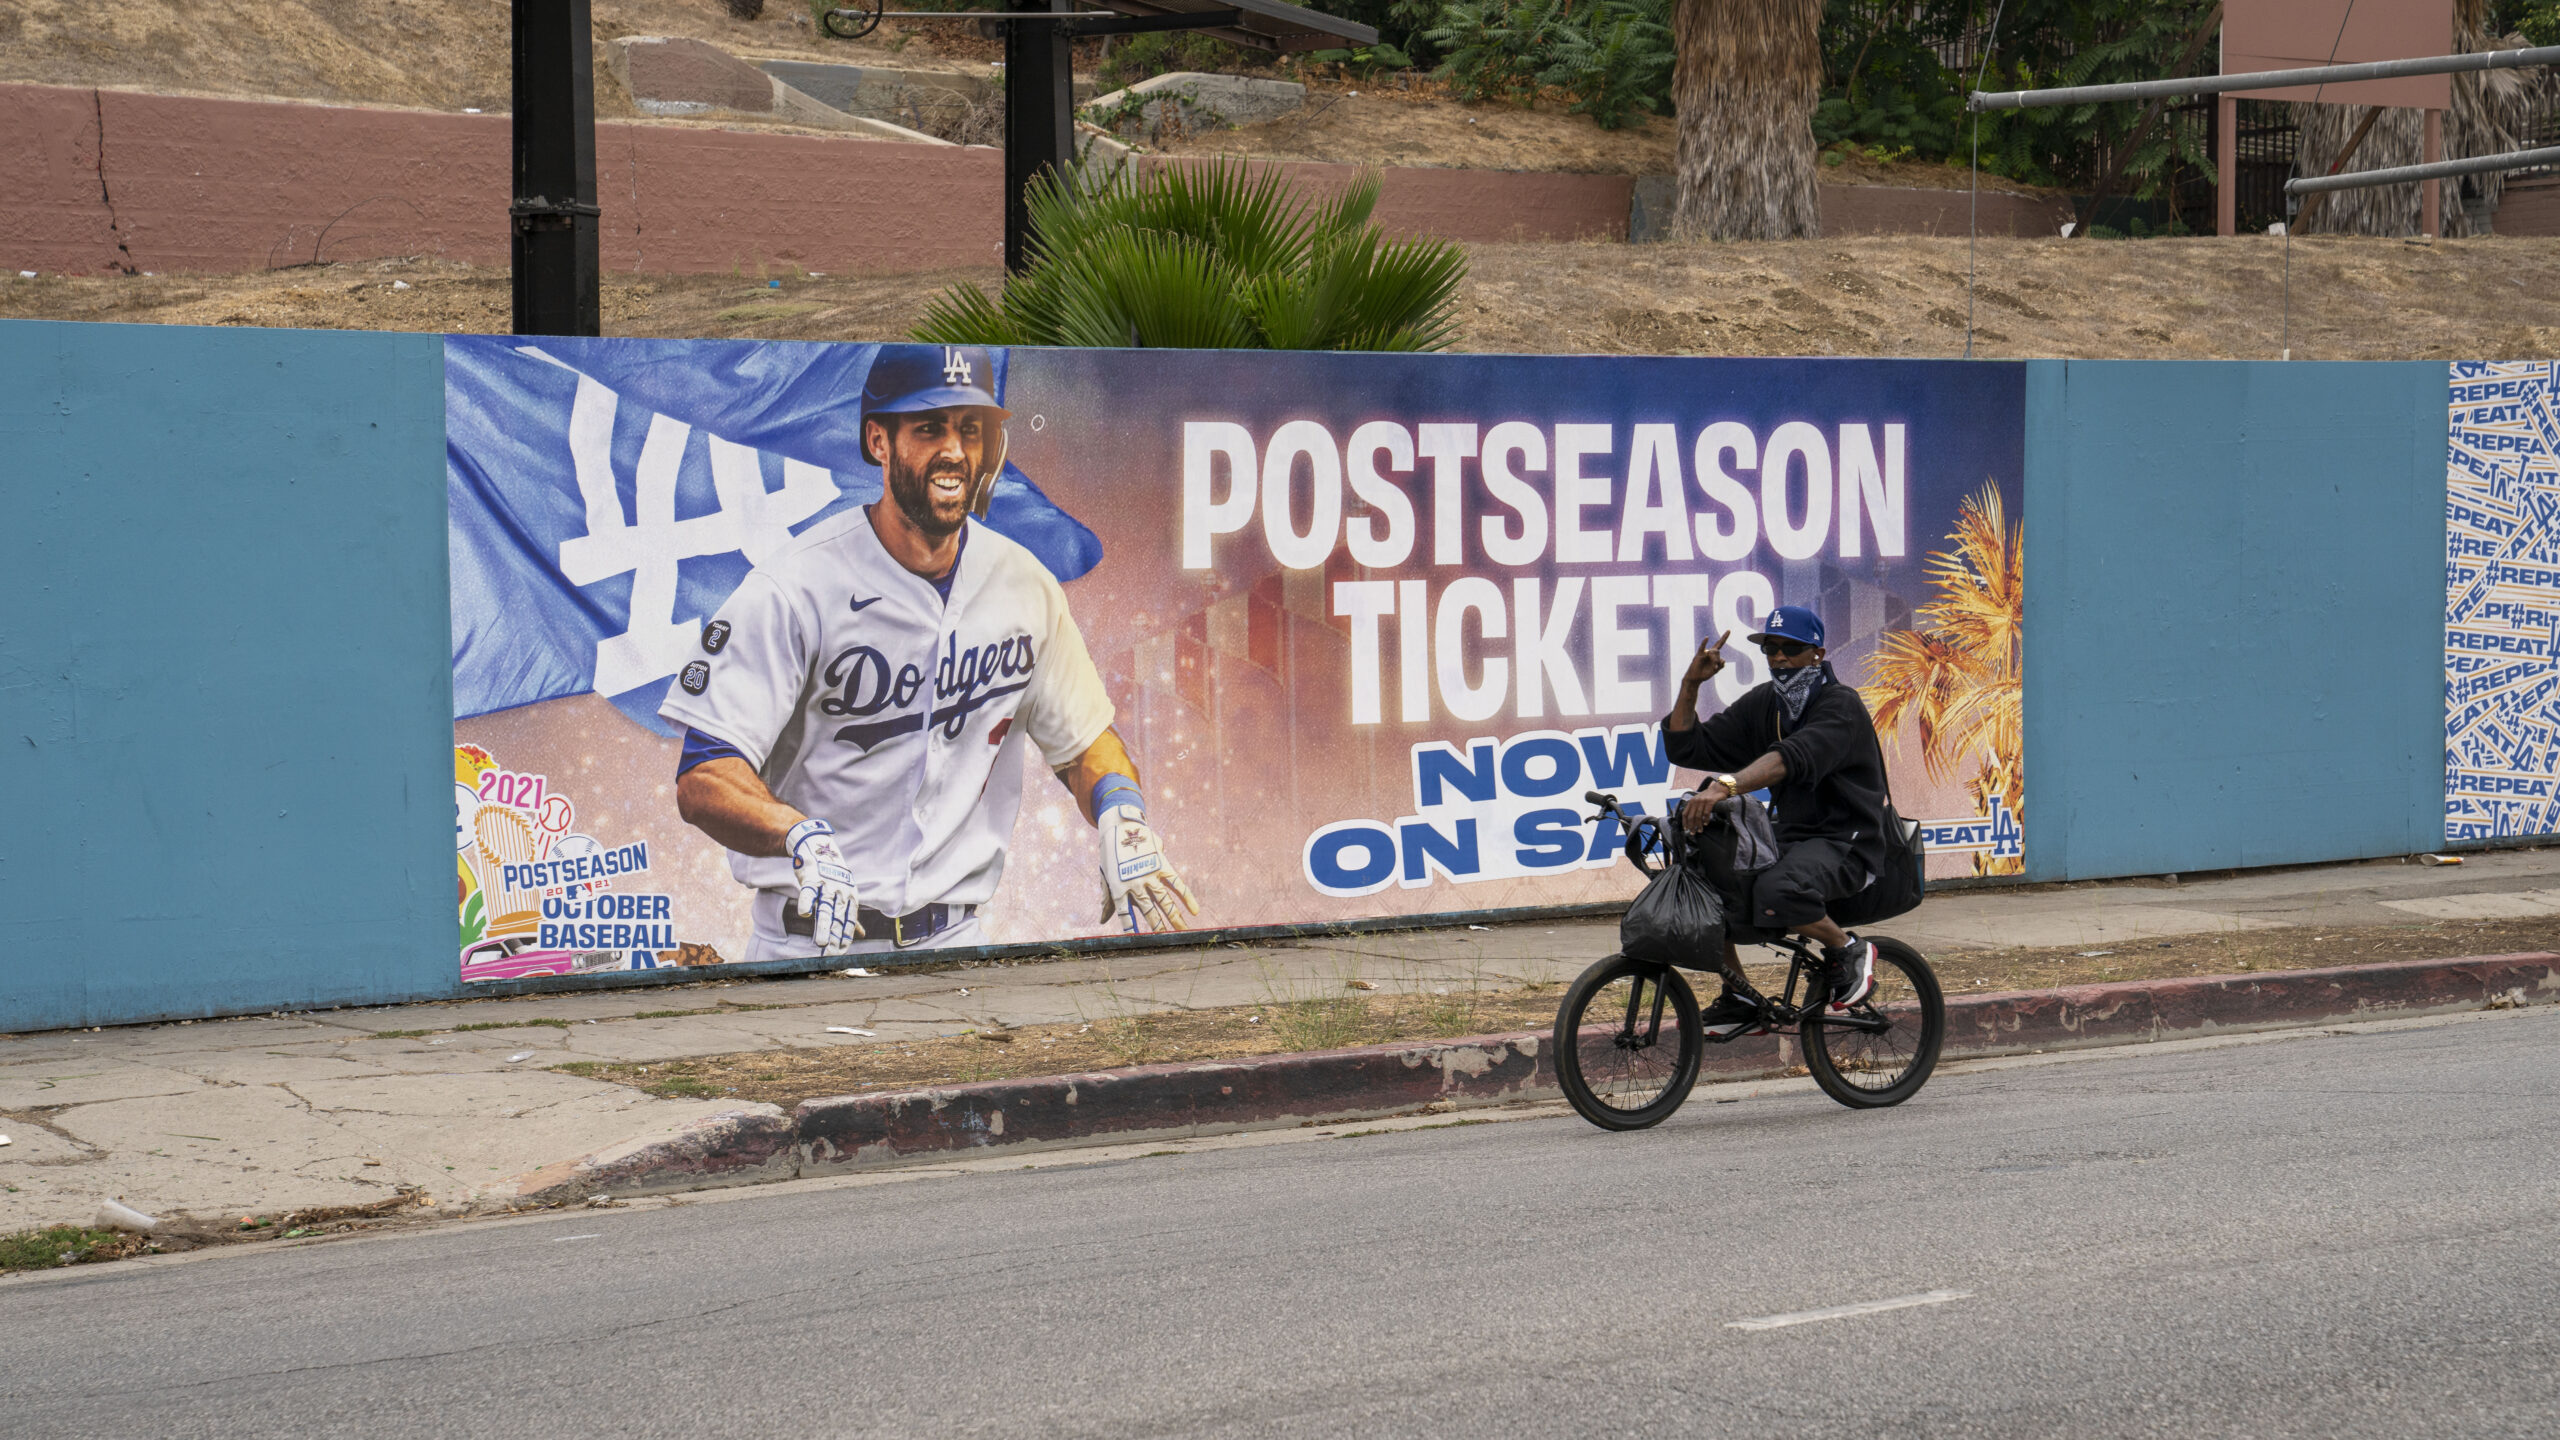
{"left": 1587, "top": 790, "right": 1893, "bottom": 1037}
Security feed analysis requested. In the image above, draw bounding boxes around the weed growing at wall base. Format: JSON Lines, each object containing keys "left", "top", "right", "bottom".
{"left": 0, "top": 1225, "right": 154, "bottom": 1273}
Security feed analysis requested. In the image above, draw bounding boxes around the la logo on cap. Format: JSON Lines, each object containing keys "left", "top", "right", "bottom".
{"left": 942, "top": 349, "right": 973, "bottom": 386}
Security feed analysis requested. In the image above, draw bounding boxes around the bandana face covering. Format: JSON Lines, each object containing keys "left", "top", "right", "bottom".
{"left": 1771, "top": 662, "right": 1826, "bottom": 723}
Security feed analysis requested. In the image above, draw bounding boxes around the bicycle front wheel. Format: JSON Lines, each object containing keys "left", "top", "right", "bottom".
{"left": 1552, "top": 954, "right": 1702, "bottom": 1131}
{"left": 1800, "top": 936, "right": 1945, "bottom": 1109}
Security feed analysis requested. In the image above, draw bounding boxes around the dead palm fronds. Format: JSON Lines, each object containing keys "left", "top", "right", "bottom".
{"left": 2291, "top": 0, "right": 2554, "bottom": 237}
{"left": 1865, "top": 483, "right": 2025, "bottom": 874}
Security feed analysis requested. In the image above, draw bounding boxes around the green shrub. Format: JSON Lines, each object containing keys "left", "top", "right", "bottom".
{"left": 1426, "top": 0, "right": 1669, "bottom": 127}
{"left": 915, "top": 157, "right": 1467, "bottom": 351}
{"left": 1095, "top": 31, "right": 1270, "bottom": 91}
{"left": 1538, "top": 0, "right": 1672, "bottom": 130}
{"left": 1428, "top": 0, "right": 1564, "bottom": 107}
{"left": 2491, "top": 0, "right": 2560, "bottom": 46}
{"left": 1299, "top": 42, "right": 1417, "bottom": 74}
{"left": 1813, "top": 11, "right": 1967, "bottom": 159}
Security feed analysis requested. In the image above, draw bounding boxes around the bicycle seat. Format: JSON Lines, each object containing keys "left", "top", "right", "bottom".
{"left": 1722, "top": 919, "right": 1791, "bottom": 948}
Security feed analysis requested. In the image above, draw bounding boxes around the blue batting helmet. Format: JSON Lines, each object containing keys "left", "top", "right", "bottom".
{"left": 860, "top": 344, "right": 1009, "bottom": 425}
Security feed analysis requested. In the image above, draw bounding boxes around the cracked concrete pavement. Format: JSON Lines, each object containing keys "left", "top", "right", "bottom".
{"left": 5, "top": 848, "right": 2555, "bottom": 1231}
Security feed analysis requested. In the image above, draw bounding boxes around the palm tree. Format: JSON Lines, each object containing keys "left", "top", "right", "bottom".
{"left": 1670, "top": 0, "right": 1823, "bottom": 240}
{"left": 1863, "top": 484, "right": 2024, "bottom": 876}
{"left": 914, "top": 158, "right": 1468, "bottom": 351}
{"left": 2291, "top": 0, "right": 2550, "bottom": 237}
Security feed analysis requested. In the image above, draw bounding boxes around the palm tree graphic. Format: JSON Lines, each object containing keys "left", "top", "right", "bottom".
{"left": 1864, "top": 484, "right": 2025, "bottom": 876}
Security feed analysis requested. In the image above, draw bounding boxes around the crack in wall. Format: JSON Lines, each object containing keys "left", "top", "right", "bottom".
{"left": 624, "top": 122, "right": 645, "bottom": 272}
{"left": 90, "top": 89, "right": 138, "bottom": 275}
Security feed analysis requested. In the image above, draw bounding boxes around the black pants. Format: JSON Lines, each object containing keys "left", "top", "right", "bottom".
{"left": 1746, "top": 837, "right": 1867, "bottom": 932}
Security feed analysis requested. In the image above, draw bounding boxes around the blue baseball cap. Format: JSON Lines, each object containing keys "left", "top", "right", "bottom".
{"left": 1748, "top": 606, "right": 1826, "bottom": 648}
{"left": 860, "top": 344, "right": 1009, "bottom": 422}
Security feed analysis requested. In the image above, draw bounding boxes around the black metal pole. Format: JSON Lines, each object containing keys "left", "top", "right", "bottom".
{"left": 1002, "top": 0, "right": 1075, "bottom": 274}
{"left": 512, "top": 0, "right": 601, "bottom": 336}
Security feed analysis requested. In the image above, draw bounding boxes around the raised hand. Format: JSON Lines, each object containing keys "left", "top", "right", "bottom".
{"left": 1681, "top": 629, "right": 1731, "bottom": 691}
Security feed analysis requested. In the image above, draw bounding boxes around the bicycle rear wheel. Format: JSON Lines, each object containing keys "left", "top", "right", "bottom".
{"left": 1552, "top": 954, "right": 1702, "bottom": 1131}
{"left": 1800, "top": 937, "right": 1944, "bottom": 1109}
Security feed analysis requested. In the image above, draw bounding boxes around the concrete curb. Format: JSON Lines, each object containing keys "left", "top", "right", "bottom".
{"left": 502, "top": 952, "right": 2560, "bottom": 1203}
{"left": 504, "top": 1104, "right": 796, "bottom": 1206}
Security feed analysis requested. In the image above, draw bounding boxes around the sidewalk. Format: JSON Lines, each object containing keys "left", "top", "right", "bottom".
{"left": 6, "top": 848, "right": 2556, "bottom": 1233}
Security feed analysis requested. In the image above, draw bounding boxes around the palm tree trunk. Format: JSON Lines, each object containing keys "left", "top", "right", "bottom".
{"left": 2290, "top": 0, "right": 2549, "bottom": 236}
{"left": 1670, "top": 0, "right": 1823, "bottom": 240}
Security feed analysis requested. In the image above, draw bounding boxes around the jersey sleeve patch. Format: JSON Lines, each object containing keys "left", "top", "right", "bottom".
{"left": 657, "top": 570, "right": 806, "bottom": 773}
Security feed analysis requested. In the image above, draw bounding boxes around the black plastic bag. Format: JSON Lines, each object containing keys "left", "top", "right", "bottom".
{"left": 1620, "top": 822, "right": 1727, "bottom": 966}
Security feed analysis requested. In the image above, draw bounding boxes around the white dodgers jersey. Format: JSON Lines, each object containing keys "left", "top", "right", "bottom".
{"left": 659, "top": 508, "right": 1114, "bottom": 912}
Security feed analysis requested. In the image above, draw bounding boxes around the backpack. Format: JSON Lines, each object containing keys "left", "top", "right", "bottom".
{"left": 1768, "top": 690, "right": 1929, "bottom": 928}
{"left": 1825, "top": 724, "right": 1928, "bottom": 927}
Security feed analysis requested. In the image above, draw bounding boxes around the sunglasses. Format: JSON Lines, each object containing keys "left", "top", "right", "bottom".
{"left": 1755, "top": 638, "right": 1813, "bottom": 657}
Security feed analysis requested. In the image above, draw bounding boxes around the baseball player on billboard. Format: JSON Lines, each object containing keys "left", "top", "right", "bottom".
{"left": 659, "top": 344, "right": 1197, "bottom": 959}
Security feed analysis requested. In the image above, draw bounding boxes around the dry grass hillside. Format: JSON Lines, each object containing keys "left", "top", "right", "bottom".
{"left": 8, "top": 235, "right": 2558, "bottom": 360}
{"left": 1153, "top": 77, "right": 2022, "bottom": 189}
{"left": 0, "top": 0, "right": 2038, "bottom": 183}
{"left": 0, "top": 0, "right": 965, "bottom": 112}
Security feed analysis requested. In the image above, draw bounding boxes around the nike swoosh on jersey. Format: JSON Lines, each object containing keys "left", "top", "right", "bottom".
{"left": 832, "top": 680, "right": 1033, "bottom": 751}
{"left": 847, "top": 595, "right": 883, "bottom": 612}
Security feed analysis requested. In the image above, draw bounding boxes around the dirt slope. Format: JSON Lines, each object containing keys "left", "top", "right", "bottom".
{"left": 0, "top": 0, "right": 964, "bottom": 112}
{"left": 1151, "top": 77, "right": 2027, "bottom": 189}
{"left": 0, "top": 0, "right": 2030, "bottom": 185}
{"left": 8, "top": 235, "right": 2556, "bottom": 360}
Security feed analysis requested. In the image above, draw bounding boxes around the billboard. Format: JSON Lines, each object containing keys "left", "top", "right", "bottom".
{"left": 448, "top": 340, "right": 2025, "bottom": 981}
{"left": 2446, "top": 359, "right": 2560, "bottom": 842}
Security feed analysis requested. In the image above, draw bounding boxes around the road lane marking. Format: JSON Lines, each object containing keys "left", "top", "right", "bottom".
{"left": 1725, "top": 1290, "right": 1972, "bottom": 1331}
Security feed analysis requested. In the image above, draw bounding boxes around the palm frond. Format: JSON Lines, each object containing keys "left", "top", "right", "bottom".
{"left": 1865, "top": 483, "right": 2028, "bottom": 803}
{"left": 912, "top": 155, "right": 1465, "bottom": 353}
{"left": 912, "top": 281, "right": 1015, "bottom": 346}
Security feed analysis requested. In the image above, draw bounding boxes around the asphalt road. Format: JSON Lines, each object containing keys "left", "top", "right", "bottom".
{"left": 8, "top": 1009, "right": 2559, "bottom": 1440}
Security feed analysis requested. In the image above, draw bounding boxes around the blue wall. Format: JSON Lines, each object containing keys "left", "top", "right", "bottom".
{"left": 0, "top": 325, "right": 2464, "bottom": 1029}
{"left": 2021, "top": 360, "right": 2448, "bottom": 881}
{"left": 0, "top": 321, "right": 454, "bottom": 1031}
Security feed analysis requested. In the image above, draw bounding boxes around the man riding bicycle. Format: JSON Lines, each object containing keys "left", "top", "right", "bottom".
{"left": 1662, "top": 605, "right": 1890, "bottom": 1038}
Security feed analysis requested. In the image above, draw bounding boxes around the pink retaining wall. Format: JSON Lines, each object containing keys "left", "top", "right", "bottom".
{"left": 2, "top": 85, "right": 1006, "bottom": 275}
{"left": 3, "top": 83, "right": 2119, "bottom": 276}
{"left": 1, "top": 85, "right": 1632, "bottom": 277}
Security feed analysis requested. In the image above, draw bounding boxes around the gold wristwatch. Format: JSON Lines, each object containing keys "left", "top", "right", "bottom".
{"left": 1711, "top": 773, "right": 1740, "bottom": 795}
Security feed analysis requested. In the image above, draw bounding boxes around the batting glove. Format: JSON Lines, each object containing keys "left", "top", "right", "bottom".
{"left": 1097, "top": 803, "right": 1199, "bottom": 933}
{"left": 785, "top": 818, "right": 866, "bottom": 952}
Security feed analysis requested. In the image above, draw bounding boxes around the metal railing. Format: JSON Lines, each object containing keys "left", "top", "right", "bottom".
{"left": 1970, "top": 44, "right": 2560, "bottom": 111}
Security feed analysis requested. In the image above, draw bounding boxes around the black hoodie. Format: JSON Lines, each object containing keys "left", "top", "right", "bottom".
{"left": 1661, "top": 662, "right": 1891, "bottom": 877}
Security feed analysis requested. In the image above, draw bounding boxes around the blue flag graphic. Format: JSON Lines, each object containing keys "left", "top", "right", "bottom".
{"left": 445, "top": 337, "right": 1103, "bottom": 735}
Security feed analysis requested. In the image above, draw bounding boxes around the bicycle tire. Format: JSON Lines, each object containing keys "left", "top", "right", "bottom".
{"left": 1553, "top": 954, "right": 1703, "bottom": 1130}
{"left": 1800, "top": 936, "right": 1944, "bottom": 1109}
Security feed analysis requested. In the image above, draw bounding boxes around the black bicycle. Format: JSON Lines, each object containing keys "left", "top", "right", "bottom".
{"left": 1553, "top": 791, "right": 1946, "bottom": 1130}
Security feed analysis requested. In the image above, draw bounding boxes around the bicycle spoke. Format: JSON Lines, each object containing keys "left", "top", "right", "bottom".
{"left": 1817, "top": 959, "right": 1923, "bottom": 1090}
{"left": 1578, "top": 972, "right": 1681, "bottom": 1112}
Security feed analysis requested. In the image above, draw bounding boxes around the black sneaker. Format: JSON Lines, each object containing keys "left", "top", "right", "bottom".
{"left": 1825, "top": 937, "right": 1876, "bottom": 1009}
{"left": 1700, "top": 989, "right": 1769, "bottom": 1040}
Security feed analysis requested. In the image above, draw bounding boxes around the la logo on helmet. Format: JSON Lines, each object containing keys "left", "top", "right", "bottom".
{"left": 942, "top": 349, "right": 972, "bottom": 386}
